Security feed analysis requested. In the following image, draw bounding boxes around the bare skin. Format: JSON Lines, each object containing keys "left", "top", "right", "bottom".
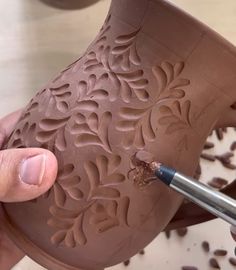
{"left": 0, "top": 109, "right": 58, "bottom": 270}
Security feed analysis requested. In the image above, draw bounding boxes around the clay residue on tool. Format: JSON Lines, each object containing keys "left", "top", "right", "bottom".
{"left": 128, "top": 151, "right": 159, "bottom": 187}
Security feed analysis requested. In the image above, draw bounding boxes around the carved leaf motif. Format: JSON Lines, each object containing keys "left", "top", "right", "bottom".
{"left": 76, "top": 100, "right": 99, "bottom": 111}
{"left": 36, "top": 130, "right": 57, "bottom": 143}
{"left": 67, "top": 188, "right": 83, "bottom": 200}
{"left": 55, "top": 128, "right": 67, "bottom": 151}
{"left": 77, "top": 75, "right": 108, "bottom": 104}
{"left": 39, "top": 117, "right": 70, "bottom": 131}
{"left": 116, "top": 61, "right": 190, "bottom": 148}
{"left": 90, "top": 201, "right": 119, "bottom": 233}
{"left": 75, "top": 111, "right": 112, "bottom": 153}
{"left": 47, "top": 217, "right": 73, "bottom": 230}
{"left": 54, "top": 183, "right": 66, "bottom": 207}
{"left": 36, "top": 116, "right": 69, "bottom": 151}
{"left": 88, "top": 113, "right": 99, "bottom": 132}
{"left": 50, "top": 84, "right": 70, "bottom": 92}
{"left": 117, "top": 106, "right": 155, "bottom": 149}
{"left": 89, "top": 196, "right": 129, "bottom": 233}
{"left": 90, "top": 89, "right": 108, "bottom": 99}
{"left": 158, "top": 100, "right": 192, "bottom": 134}
{"left": 85, "top": 155, "right": 124, "bottom": 200}
{"left": 73, "top": 214, "right": 87, "bottom": 245}
{"left": 60, "top": 176, "right": 80, "bottom": 189}
{"left": 152, "top": 61, "right": 189, "bottom": 100}
{"left": 65, "top": 230, "right": 76, "bottom": 248}
{"left": 92, "top": 187, "right": 120, "bottom": 200}
{"left": 84, "top": 46, "right": 110, "bottom": 72}
{"left": 48, "top": 154, "right": 128, "bottom": 248}
{"left": 112, "top": 28, "right": 141, "bottom": 69}
{"left": 58, "top": 164, "right": 75, "bottom": 179}
{"left": 51, "top": 230, "right": 66, "bottom": 246}
{"left": 49, "top": 205, "right": 79, "bottom": 219}
{"left": 57, "top": 101, "right": 69, "bottom": 113}
{"left": 114, "top": 71, "right": 149, "bottom": 102}
{"left": 118, "top": 196, "right": 130, "bottom": 226}
{"left": 56, "top": 164, "right": 84, "bottom": 202}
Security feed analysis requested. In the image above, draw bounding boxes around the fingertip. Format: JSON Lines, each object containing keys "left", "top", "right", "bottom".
{"left": 40, "top": 149, "right": 58, "bottom": 191}
{"left": 0, "top": 148, "right": 58, "bottom": 202}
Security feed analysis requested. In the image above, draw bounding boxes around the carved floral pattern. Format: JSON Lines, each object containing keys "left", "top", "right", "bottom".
{"left": 6, "top": 13, "right": 195, "bottom": 250}
{"left": 159, "top": 100, "right": 192, "bottom": 134}
{"left": 48, "top": 155, "right": 128, "bottom": 247}
{"left": 117, "top": 61, "right": 190, "bottom": 148}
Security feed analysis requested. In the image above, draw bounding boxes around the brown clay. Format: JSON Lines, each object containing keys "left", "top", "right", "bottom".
{"left": 1, "top": 0, "right": 236, "bottom": 269}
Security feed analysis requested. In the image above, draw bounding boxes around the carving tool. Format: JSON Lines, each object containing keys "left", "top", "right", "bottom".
{"left": 152, "top": 163, "right": 236, "bottom": 226}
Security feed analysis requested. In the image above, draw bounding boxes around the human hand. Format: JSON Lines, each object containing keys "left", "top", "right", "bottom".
{"left": 0, "top": 109, "right": 58, "bottom": 269}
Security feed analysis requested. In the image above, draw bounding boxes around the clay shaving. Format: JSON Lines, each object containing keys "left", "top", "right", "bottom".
{"left": 229, "top": 257, "right": 236, "bottom": 266}
{"left": 201, "top": 241, "right": 210, "bottom": 253}
{"left": 181, "top": 266, "right": 198, "bottom": 270}
{"left": 123, "top": 259, "right": 130, "bottom": 266}
{"left": 176, "top": 227, "right": 188, "bottom": 237}
{"left": 129, "top": 151, "right": 158, "bottom": 187}
{"left": 213, "top": 249, "right": 227, "bottom": 256}
{"left": 209, "top": 258, "right": 220, "bottom": 269}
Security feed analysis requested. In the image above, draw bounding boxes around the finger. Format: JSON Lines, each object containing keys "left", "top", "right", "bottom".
{"left": 0, "top": 148, "right": 58, "bottom": 202}
{"left": 0, "top": 109, "right": 23, "bottom": 147}
{"left": 230, "top": 226, "right": 236, "bottom": 241}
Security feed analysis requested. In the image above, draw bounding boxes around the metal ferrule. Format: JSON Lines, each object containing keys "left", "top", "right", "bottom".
{"left": 171, "top": 172, "right": 236, "bottom": 226}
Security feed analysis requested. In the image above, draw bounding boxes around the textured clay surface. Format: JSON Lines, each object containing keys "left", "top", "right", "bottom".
{"left": 2, "top": 0, "right": 236, "bottom": 270}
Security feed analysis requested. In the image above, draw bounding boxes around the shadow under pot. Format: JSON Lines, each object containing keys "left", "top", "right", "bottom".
{"left": 2, "top": 0, "right": 236, "bottom": 269}
{"left": 39, "top": 0, "right": 101, "bottom": 10}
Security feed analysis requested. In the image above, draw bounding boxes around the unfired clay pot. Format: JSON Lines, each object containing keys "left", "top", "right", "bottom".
{"left": 1, "top": 0, "right": 236, "bottom": 269}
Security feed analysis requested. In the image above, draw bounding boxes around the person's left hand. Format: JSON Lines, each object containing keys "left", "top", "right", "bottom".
{"left": 0, "top": 109, "right": 58, "bottom": 269}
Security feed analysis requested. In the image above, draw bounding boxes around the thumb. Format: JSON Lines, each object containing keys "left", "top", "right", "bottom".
{"left": 0, "top": 148, "right": 58, "bottom": 202}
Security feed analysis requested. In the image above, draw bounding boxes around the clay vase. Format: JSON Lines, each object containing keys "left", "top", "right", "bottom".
{"left": 1, "top": 0, "right": 236, "bottom": 269}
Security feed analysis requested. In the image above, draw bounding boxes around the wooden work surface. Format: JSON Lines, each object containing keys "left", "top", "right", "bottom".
{"left": 0, "top": 1, "right": 236, "bottom": 269}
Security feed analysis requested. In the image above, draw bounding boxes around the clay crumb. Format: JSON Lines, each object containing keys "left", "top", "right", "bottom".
{"left": 123, "top": 259, "right": 130, "bottom": 266}
{"left": 209, "top": 258, "right": 220, "bottom": 269}
{"left": 231, "top": 141, "right": 236, "bottom": 151}
{"left": 164, "top": 230, "right": 171, "bottom": 239}
{"left": 129, "top": 151, "right": 156, "bottom": 188}
{"left": 176, "top": 227, "right": 188, "bottom": 237}
{"left": 139, "top": 249, "right": 145, "bottom": 255}
{"left": 229, "top": 257, "right": 236, "bottom": 266}
{"left": 201, "top": 241, "right": 210, "bottom": 252}
{"left": 215, "top": 152, "right": 233, "bottom": 163}
{"left": 213, "top": 249, "right": 227, "bottom": 256}
{"left": 200, "top": 153, "right": 215, "bottom": 162}
{"left": 204, "top": 141, "right": 215, "bottom": 149}
{"left": 223, "top": 163, "right": 236, "bottom": 170}
{"left": 215, "top": 152, "right": 236, "bottom": 170}
{"left": 207, "top": 177, "right": 228, "bottom": 189}
{"left": 215, "top": 128, "right": 223, "bottom": 140}
{"left": 181, "top": 266, "right": 198, "bottom": 270}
